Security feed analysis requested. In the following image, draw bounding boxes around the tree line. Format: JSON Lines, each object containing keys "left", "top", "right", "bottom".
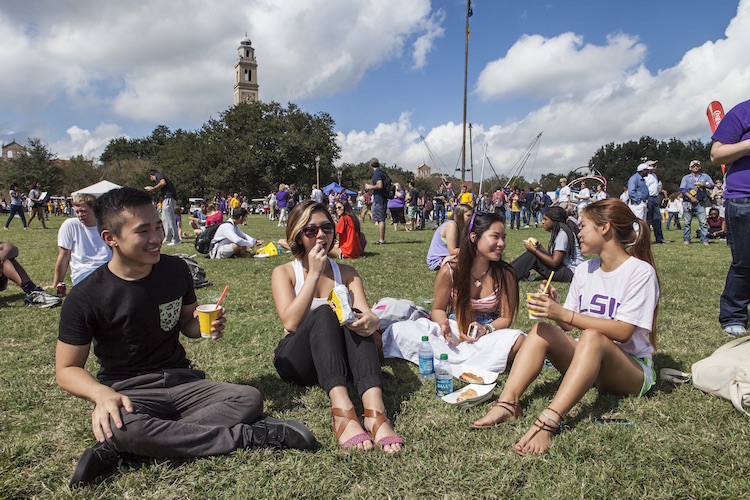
{"left": 1, "top": 106, "right": 719, "bottom": 205}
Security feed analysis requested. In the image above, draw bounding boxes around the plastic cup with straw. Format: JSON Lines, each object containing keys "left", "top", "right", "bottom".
{"left": 197, "top": 285, "right": 228, "bottom": 338}
{"left": 527, "top": 271, "right": 554, "bottom": 320}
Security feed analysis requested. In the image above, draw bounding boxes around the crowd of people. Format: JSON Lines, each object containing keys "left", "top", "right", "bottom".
{"left": 2, "top": 99, "right": 749, "bottom": 487}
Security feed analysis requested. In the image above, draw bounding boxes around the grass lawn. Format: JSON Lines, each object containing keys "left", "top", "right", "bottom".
{"left": 1, "top": 213, "right": 748, "bottom": 498}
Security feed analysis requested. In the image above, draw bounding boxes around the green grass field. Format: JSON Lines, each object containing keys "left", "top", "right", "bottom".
{"left": 1, "top": 213, "right": 748, "bottom": 498}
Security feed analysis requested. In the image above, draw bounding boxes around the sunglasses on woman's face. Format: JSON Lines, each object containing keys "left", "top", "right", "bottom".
{"left": 301, "top": 222, "right": 335, "bottom": 238}
{"left": 335, "top": 205, "right": 344, "bottom": 211}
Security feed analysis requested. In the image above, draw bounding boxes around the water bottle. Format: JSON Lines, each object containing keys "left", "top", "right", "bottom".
{"left": 418, "top": 336, "right": 434, "bottom": 379}
{"left": 435, "top": 353, "right": 453, "bottom": 398}
{"left": 276, "top": 242, "right": 283, "bottom": 254}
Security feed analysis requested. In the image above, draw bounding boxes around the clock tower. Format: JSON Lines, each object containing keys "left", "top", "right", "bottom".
{"left": 234, "top": 34, "right": 259, "bottom": 105}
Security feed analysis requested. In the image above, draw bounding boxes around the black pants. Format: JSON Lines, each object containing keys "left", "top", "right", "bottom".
{"left": 108, "top": 369, "right": 263, "bottom": 457}
{"left": 511, "top": 250, "right": 574, "bottom": 282}
{"left": 273, "top": 306, "right": 383, "bottom": 396}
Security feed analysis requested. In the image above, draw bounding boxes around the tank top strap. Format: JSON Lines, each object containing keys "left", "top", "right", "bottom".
{"left": 292, "top": 257, "right": 342, "bottom": 296}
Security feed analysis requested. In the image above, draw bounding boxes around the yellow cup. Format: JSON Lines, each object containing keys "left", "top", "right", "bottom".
{"left": 196, "top": 304, "right": 220, "bottom": 338}
{"left": 526, "top": 293, "right": 542, "bottom": 320}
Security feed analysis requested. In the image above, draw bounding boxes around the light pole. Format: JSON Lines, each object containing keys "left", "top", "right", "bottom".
{"left": 315, "top": 155, "right": 320, "bottom": 188}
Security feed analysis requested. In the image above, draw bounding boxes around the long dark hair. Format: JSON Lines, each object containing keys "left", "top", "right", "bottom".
{"left": 336, "top": 200, "right": 361, "bottom": 236}
{"left": 544, "top": 206, "right": 579, "bottom": 259}
{"left": 453, "top": 212, "right": 518, "bottom": 335}
{"left": 581, "top": 198, "right": 660, "bottom": 348}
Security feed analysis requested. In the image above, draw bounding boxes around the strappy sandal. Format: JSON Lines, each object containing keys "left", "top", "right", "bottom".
{"left": 362, "top": 409, "right": 404, "bottom": 451}
{"left": 513, "top": 407, "right": 563, "bottom": 457}
{"left": 330, "top": 407, "right": 371, "bottom": 452}
{"left": 471, "top": 400, "right": 522, "bottom": 429}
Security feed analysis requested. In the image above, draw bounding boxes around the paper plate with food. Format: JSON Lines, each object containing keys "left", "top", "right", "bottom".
{"left": 451, "top": 365, "right": 499, "bottom": 385}
{"left": 441, "top": 383, "right": 496, "bottom": 407}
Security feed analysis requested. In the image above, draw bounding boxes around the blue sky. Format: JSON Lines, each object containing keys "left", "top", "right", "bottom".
{"left": 1, "top": 0, "right": 748, "bottom": 180}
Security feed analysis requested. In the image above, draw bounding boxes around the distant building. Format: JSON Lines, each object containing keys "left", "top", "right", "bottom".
{"left": 417, "top": 163, "right": 431, "bottom": 178}
{"left": 1, "top": 140, "right": 26, "bottom": 161}
{"left": 234, "top": 34, "right": 259, "bottom": 105}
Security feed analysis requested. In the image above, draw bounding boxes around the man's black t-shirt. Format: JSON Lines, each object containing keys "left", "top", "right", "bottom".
{"left": 155, "top": 172, "right": 178, "bottom": 200}
{"left": 408, "top": 188, "right": 419, "bottom": 207}
{"left": 58, "top": 255, "right": 196, "bottom": 385}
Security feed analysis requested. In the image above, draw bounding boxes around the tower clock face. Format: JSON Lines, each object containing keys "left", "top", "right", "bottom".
{"left": 244, "top": 93, "right": 255, "bottom": 103}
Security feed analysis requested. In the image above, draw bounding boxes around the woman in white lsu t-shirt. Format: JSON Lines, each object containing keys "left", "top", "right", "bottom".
{"left": 472, "top": 198, "right": 659, "bottom": 457}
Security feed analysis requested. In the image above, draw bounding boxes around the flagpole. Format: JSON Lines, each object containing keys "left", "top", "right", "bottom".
{"left": 461, "top": 0, "right": 470, "bottom": 184}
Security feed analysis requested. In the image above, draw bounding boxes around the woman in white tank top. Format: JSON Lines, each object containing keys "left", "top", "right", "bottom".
{"left": 271, "top": 201, "right": 404, "bottom": 454}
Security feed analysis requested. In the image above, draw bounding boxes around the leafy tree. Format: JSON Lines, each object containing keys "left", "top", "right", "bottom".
{"left": 0, "top": 138, "right": 61, "bottom": 195}
{"left": 59, "top": 156, "right": 100, "bottom": 194}
{"left": 99, "top": 102, "right": 341, "bottom": 206}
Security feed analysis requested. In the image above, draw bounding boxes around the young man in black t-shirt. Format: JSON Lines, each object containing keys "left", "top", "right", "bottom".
{"left": 56, "top": 188, "right": 315, "bottom": 488}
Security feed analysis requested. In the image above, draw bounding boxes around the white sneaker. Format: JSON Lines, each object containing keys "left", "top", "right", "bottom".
{"left": 24, "top": 290, "right": 62, "bottom": 309}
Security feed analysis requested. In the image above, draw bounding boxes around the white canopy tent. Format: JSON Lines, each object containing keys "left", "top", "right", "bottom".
{"left": 71, "top": 180, "right": 121, "bottom": 198}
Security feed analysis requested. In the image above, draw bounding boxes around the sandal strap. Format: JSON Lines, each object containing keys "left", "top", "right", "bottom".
{"left": 534, "top": 417, "right": 561, "bottom": 436}
{"left": 492, "top": 400, "right": 521, "bottom": 417}
{"left": 330, "top": 407, "right": 359, "bottom": 440}
{"left": 545, "top": 406, "right": 564, "bottom": 421}
{"left": 362, "top": 409, "right": 388, "bottom": 439}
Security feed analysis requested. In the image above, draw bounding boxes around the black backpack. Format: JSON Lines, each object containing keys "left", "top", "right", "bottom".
{"left": 380, "top": 169, "right": 396, "bottom": 199}
{"left": 194, "top": 223, "right": 221, "bottom": 255}
{"left": 531, "top": 194, "right": 542, "bottom": 212}
{"left": 174, "top": 253, "right": 213, "bottom": 289}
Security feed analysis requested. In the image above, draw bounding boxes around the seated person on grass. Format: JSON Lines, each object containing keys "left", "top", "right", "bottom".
{"left": 330, "top": 200, "right": 362, "bottom": 259}
{"left": 271, "top": 201, "right": 403, "bottom": 453}
{"left": 53, "top": 193, "right": 112, "bottom": 289}
{"left": 0, "top": 241, "right": 61, "bottom": 308}
{"left": 472, "top": 199, "right": 659, "bottom": 457}
{"left": 510, "top": 206, "right": 583, "bottom": 283}
{"left": 704, "top": 207, "right": 726, "bottom": 240}
{"left": 56, "top": 188, "right": 315, "bottom": 488}
{"left": 209, "top": 207, "right": 262, "bottom": 259}
{"left": 383, "top": 212, "right": 524, "bottom": 375}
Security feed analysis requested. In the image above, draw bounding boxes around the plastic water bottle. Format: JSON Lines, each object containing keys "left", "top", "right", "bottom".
{"left": 435, "top": 353, "right": 453, "bottom": 398}
{"left": 418, "top": 336, "right": 434, "bottom": 379}
{"left": 276, "top": 242, "right": 283, "bottom": 254}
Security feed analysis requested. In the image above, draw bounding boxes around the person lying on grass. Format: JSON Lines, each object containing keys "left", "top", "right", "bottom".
{"left": 472, "top": 198, "right": 660, "bottom": 457}
{"left": 56, "top": 188, "right": 315, "bottom": 488}
{"left": 382, "top": 212, "right": 524, "bottom": 375}
{"left": 271, "top": 200, "right": 403, "bottom": 454}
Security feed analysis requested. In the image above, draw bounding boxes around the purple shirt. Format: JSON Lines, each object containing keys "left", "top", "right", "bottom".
{"left": 276, "top": 190, "right": 289, "bottom": 209}
{"left": 712, "top": 98, "right": 750, "bottom": 198}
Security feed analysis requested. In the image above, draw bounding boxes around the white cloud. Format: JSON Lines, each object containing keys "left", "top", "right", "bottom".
{"left": 0, "top": 0, "right": 439, "bottom": 123}
{"left": 342, "top": 0, "right": 750, "bottom": 177}
{"left": 476, "top": 32, "right": 647, "bottom": 101}
{"left": 52, "top": 123, "right": 125, "bottom": 161}
{"left": 412, "top": 9, "right": 446, "bottom": 70}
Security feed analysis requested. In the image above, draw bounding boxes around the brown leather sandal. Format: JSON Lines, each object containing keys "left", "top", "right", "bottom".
{"left": 513, "top": 408, "right": 563, "bottom": 457}
{"left": 471, "top": 400, "right": 523, "bottom": 429}
{"left": 330, "top": 407, "right": 371, "bottom": 451}
{"left": 362, "top": 409, "right": 404, "bottom": 450}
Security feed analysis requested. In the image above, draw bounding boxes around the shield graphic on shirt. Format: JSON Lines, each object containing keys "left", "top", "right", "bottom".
{"left": 159, "top": 298, "right": 182, "bottom": 332}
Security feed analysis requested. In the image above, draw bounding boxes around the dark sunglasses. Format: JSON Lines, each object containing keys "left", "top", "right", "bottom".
{"left": 301, "top": 222, "right": 335, "bottom": 238}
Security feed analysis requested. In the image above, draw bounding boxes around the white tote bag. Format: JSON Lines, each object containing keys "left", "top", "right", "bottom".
{"left": 661, "top": 336, "right": 750, "bottom": 417}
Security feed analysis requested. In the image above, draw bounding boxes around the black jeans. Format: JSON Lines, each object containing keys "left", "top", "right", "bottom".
{"left": 273, "top": 306, "right": 382, "bottom": 396}
{"left": 511, "top": 250, "right": 574, "bottom": 282}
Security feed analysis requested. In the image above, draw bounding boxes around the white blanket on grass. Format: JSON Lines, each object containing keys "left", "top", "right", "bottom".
{"left": 381, "top": 318, "right": 525, "bottom": 374}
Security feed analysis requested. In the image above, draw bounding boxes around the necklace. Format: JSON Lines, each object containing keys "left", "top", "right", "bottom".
{"left": 470, "top": 267, "right": 491, "bottom": 288}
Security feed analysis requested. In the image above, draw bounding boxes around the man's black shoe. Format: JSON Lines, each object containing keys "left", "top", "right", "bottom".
{"left": 249, "top": 416, "right": 317, "bottom": 450}
{"left": 69, "top": 442, "right": 119, "bottom": 487}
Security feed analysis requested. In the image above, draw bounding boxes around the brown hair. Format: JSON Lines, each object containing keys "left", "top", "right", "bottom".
{"left": 286, "top": 200, "right": 335, "bottom": 259}
{"left": 452, "top": 203, "right": 473, "bottom": 248}
{"left": 453, "top": 213, "right": 518, "bottom": 335}
{"left": 581, "top": 198, "right": 660, "bottom": 348}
